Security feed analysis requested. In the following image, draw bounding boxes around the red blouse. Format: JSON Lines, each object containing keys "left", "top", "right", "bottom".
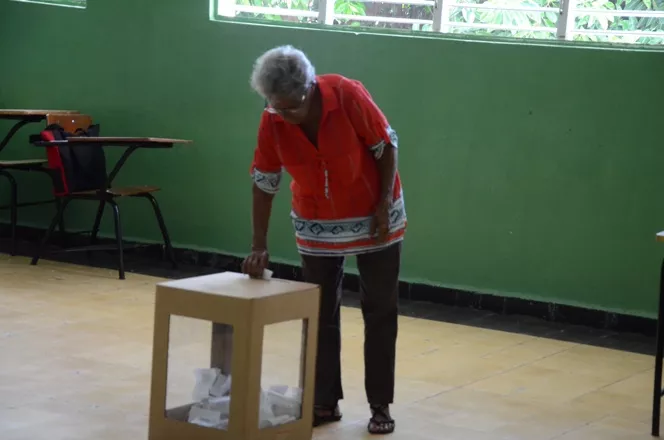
{"left": 251, "top": 74, "right": 406, "bottom": 256}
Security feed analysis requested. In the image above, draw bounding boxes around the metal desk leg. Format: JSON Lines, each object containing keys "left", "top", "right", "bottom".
{"left": 0, "top": 170, "right": 18, "bottom": 255}
{"left": 38, "top": 169, "right": 68, "bottom": 244}
{"left": 144, "top": 194, "right": 176, "bottom": 269}
{"left": 652, "top": 257, "right": 664, "bottom": 436}
{"left": 106, "top": 146, "right": 138, "bottom": 188}
{"left": 109, "top": 200, "right": 125, "bottom": 280}
{"left": 31, "top": 198, "right": 71, "bottom": 266}
{"left": 0, "top": 119, "right": 32, "bottom": 153}
{"left": 0, "top": 119, "right": 38, "bottom": 255}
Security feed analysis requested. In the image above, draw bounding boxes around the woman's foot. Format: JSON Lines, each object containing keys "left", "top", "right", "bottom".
{"left": 313, "top": 404, "right": 342, "bottom": 427}
{"left": 368, "top": 404, "right": 395, "bottom": 435}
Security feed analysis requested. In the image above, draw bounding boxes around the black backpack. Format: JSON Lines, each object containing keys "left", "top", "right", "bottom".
{"left": 39, "top": 123, "right": 107, "bottom": 195}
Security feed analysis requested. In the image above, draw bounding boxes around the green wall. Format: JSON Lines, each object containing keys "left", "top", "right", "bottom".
{"left": 1, "top": 0, "right": 663, "bottom": 317}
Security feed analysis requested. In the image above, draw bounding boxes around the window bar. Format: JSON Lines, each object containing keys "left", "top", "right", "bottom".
{"left": 556, "top": 0, "right": 575, "bottom": 40}
{"left": 446, "top": 22, "right": 556, "bottom": 32}
{"left": 355, "top": 0, "right": 435, "bottom": 5}
{"left": 318, "top": 0, "right": 335, "bottom": 25}
{"left": 334, "top": 14, "right": 432, "bottom": 24}
{"left": 433, "top": 0, "right": 451, "bottom": 32}
{"left": 575, "top": 28, "right": 664, "bottom": 38}
{"left": 577, "top": 9, "right": 664, "bottom": 17}
{"left": 449, "top": 2, "right": 556, "bottom": 13}
{"left": 233, "top": 4, "right": 318, "bottom": 17}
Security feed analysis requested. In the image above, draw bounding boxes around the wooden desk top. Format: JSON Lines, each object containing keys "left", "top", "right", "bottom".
{"left": 34, "top": 137, "right": 193, "bottom": 148}
{"left": 0, "top": 109, "right": 79, "bottom": 117}
{"left": 0, "top": 159, "right": 47, "bottom": 167}
{"left": 67, "top": 137, "right": 192, "bottom": 145}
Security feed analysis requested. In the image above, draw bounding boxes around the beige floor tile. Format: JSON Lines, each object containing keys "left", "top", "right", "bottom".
{"left": 313, "top": 418, "right": 515, "bottom": 440}
{"left": 493, "top": 400, "right": 610, "bottom": 439}
{"left": 530, "top": 344, "right": 652, "bottom": 381}
{"left": 395, "top": 353, "right": 514, "bottom": 386}
{"left": 480, "top": 337, "right": 573, "bottom": 367}
{"left": 466, "top": 363, "right": 620, "bottom": 404}
{"left": 552, "top": 416, "right": 653, "bottom": 440}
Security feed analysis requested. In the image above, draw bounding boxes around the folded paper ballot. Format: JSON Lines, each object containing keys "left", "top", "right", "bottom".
{"left": 210, "top": 374, "right": 232, "bottom": 397}
{"left": 192, "top": 368, "right": 223, "bottom": 401}
{"left": 187, "top": 368, "right": 301, "bottom": 430}
{"left": 265, "top": 386, "right": 302, "bottom": 418}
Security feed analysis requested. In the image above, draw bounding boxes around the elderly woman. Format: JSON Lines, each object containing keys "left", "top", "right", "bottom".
{"left": 241, "top": 45, "right": 406, "bottom": 435}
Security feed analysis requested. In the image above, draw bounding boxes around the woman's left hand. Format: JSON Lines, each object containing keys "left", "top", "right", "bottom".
{"left": 370, "top": 201, "right": 390, "bottom": 243}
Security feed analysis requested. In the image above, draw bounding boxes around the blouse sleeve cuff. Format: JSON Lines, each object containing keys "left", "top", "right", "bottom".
{"left": 368, "top": 126, "right": 399, "bottom": 160}
{"left": 252, "top": 167, "right": 282, "bottom": 194}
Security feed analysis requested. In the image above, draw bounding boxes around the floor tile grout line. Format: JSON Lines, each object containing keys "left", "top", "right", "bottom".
{"left": 547, "top": 414, "right": 611, "bottom": 440}
{"left": 570, "top": 365, "right": 655, "bottom": 403}
{"left": 411, "top": 344, "right": 577, "bottom": 407}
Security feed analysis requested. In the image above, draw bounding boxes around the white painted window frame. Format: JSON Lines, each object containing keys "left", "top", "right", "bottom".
{"left": 10, "top": 0, "right": 86, "bottom": 8}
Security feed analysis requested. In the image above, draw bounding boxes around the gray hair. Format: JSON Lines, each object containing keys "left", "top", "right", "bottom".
{"left": 250, "top": 45, "right": 316, "bottom": 100}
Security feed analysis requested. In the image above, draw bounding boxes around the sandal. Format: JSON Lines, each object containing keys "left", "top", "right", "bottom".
{"left": 313, "top": 404, "right": 342, "bottom": 427}
{"left": 368, "top": 404, "right": 395, "bottom": 435}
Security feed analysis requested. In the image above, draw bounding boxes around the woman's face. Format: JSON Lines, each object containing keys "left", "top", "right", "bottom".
{"left": 266, "top": 86, "right": 313, "bottom": 125}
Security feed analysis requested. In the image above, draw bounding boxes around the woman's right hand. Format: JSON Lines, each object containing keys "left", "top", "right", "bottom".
{"left": 242, "top": 249, "right": 270, "bottom": 279}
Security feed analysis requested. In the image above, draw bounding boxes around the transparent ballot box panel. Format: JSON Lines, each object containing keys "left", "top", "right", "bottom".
{"left": 257, "top": 319, "right": 307, "bottom": 428}
{"left": 165, "top": 316, "right": 233, "bottom": 430}
{"left": 164, "top": 314, "right": 307, "bottom": 430}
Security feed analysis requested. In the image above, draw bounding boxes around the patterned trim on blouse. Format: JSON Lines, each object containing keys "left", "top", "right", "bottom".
{"left": 252, "top": 168, "right": 282, "bottom": 194}
{"left": 292, "top": 195, "right": 407, "bottom": 256}
{"left": 368, "top": 126, "right": 399, "bottom": 160}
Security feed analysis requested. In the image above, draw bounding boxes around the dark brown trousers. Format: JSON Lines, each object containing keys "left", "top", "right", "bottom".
{"left": 300, "top": 242, "right": 401, "bottom": 407}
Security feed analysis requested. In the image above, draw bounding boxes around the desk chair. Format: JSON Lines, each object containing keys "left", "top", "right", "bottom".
{"left": 31, "top": 114, "right": 176, "bottom": 280}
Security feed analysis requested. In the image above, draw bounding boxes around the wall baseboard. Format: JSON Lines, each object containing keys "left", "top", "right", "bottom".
{"left": 0, "top": 222, "right": 655, "bottom": 337}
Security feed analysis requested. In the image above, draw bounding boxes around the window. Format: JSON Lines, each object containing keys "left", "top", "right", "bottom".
{"left": 573, "top": 0, "right": 664, "bottom": 44}
{"left": 213, "top": 0, "right": 664, "bottom": 45}
{"left": 11, "top": 0, "right": 86, "bottom": 8}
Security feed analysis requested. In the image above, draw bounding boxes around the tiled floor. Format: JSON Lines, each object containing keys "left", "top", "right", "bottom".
{"left": 0, "top": 253, "right": 658, "bottom": 439}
